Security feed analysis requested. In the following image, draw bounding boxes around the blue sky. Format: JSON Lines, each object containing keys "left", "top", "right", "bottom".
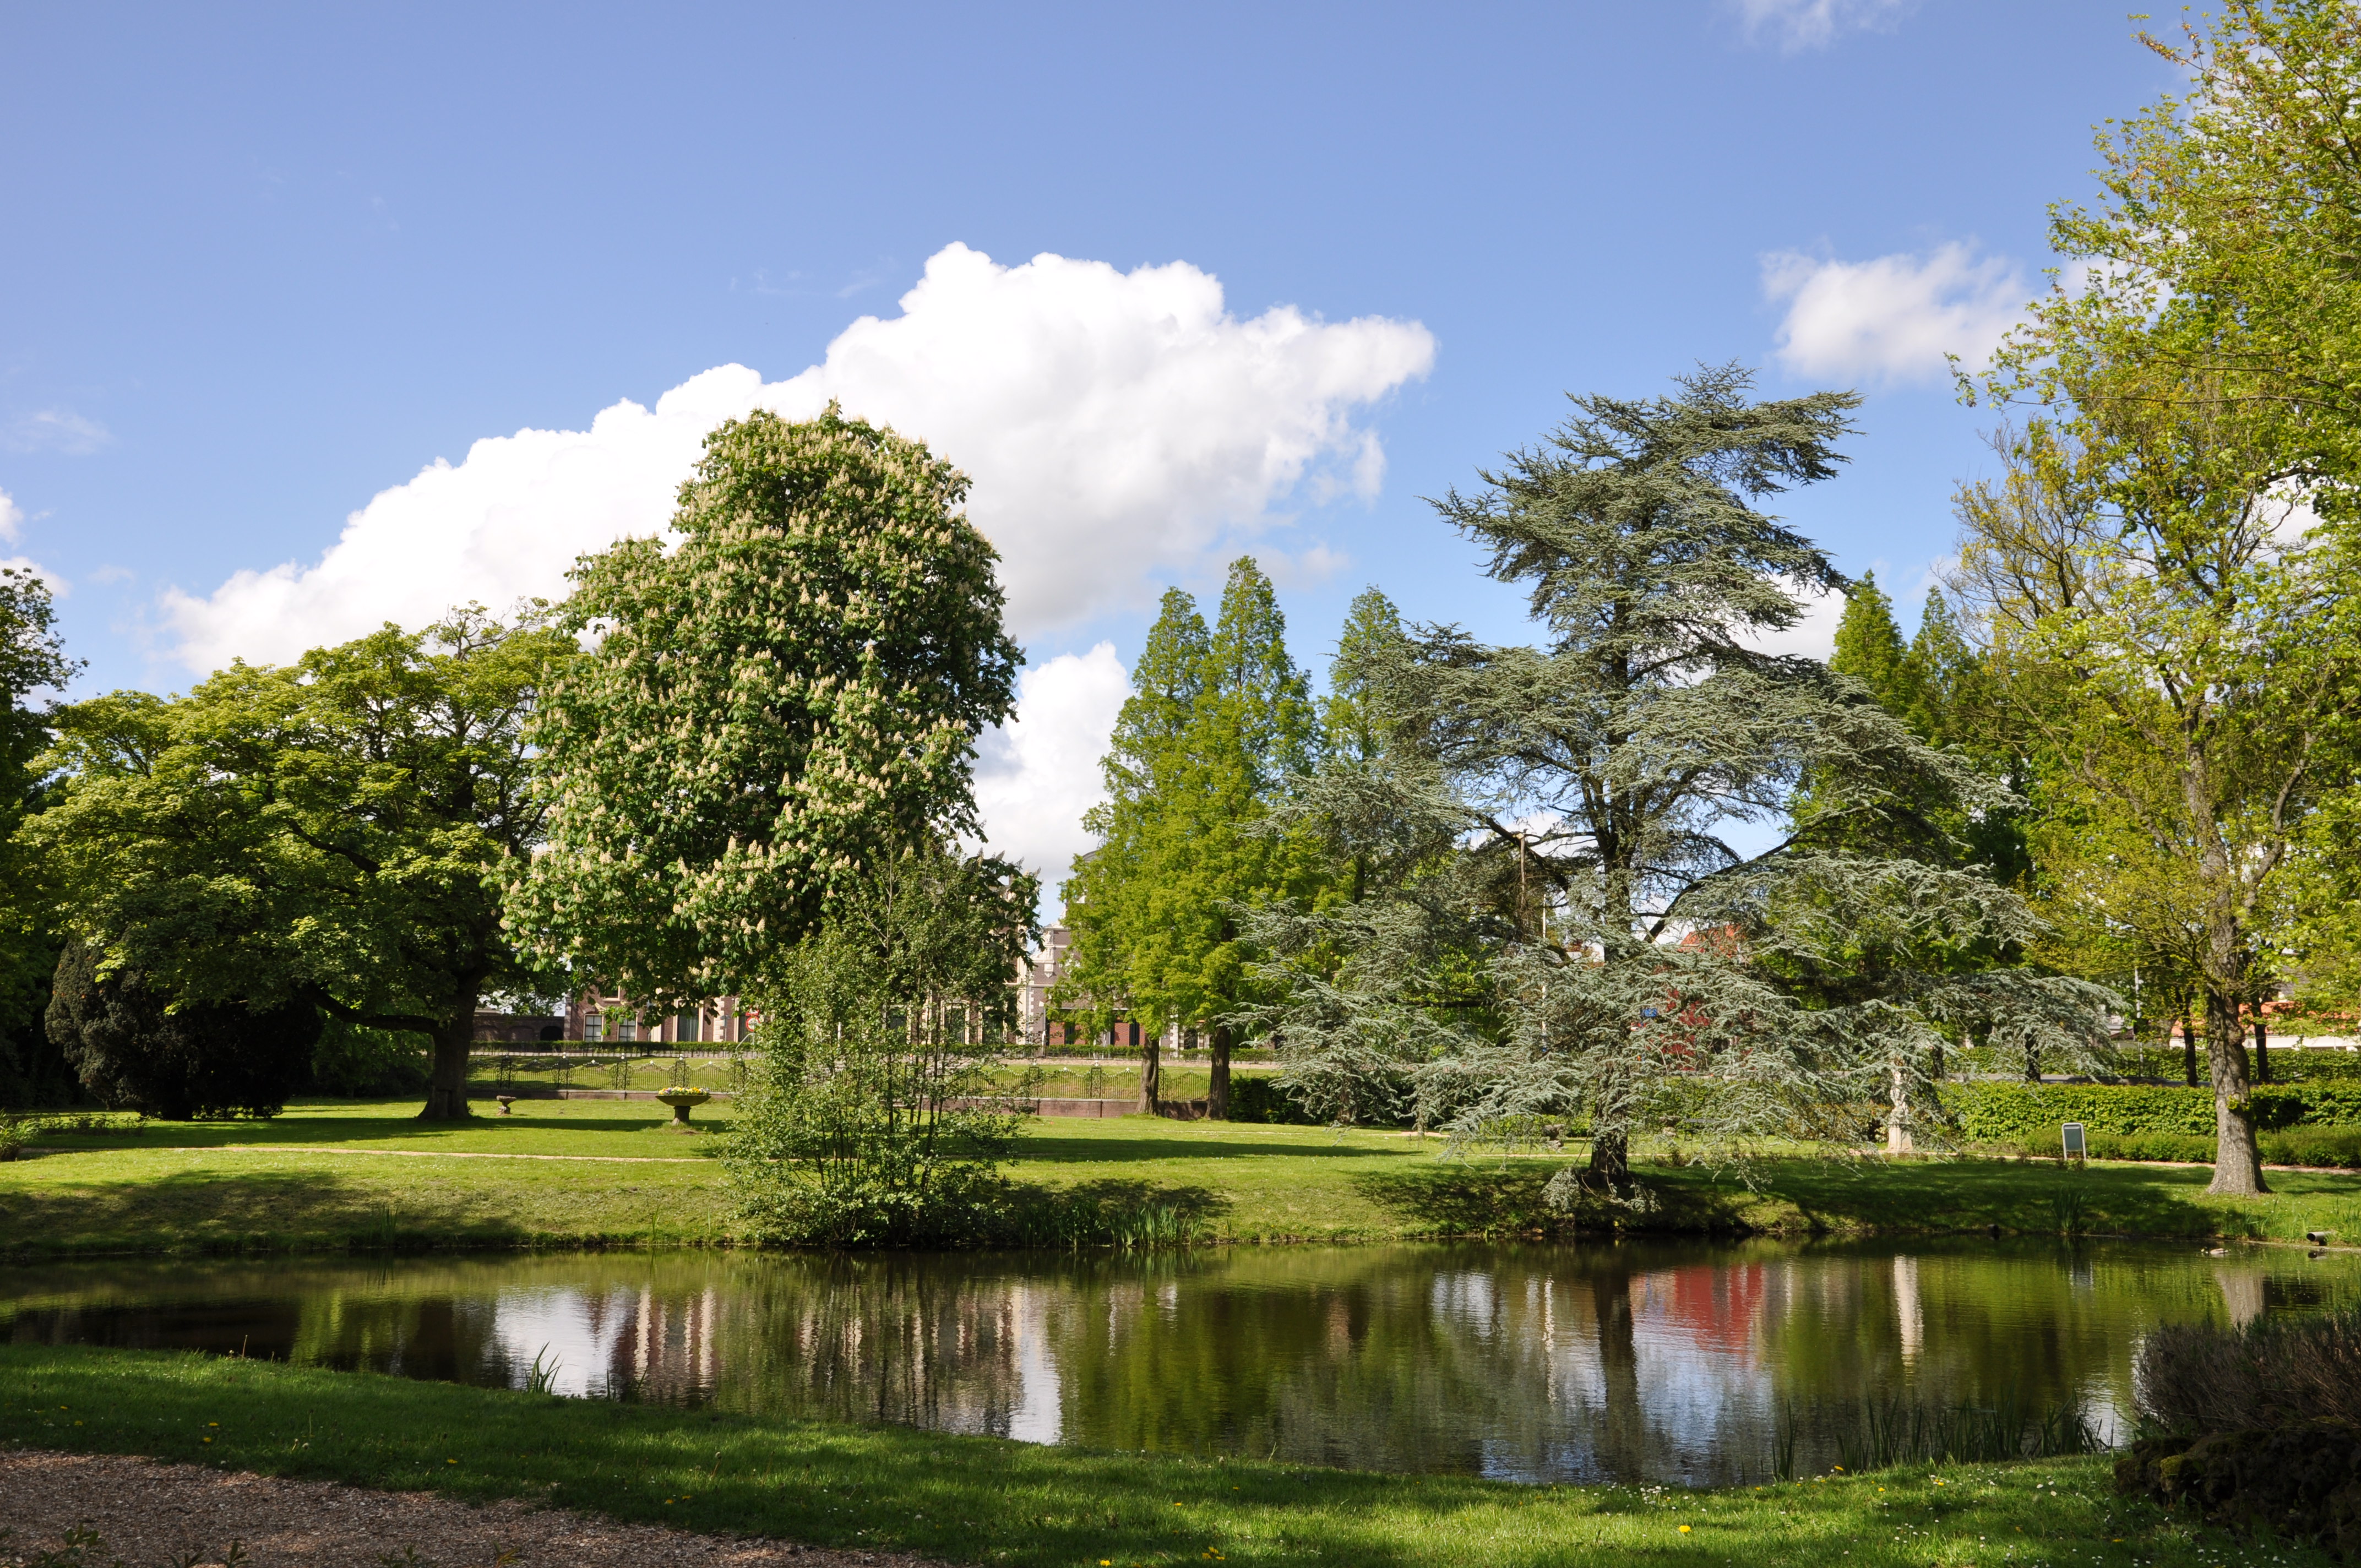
{"left": 1, "top": 0, "right": 2177, "bottom": 877}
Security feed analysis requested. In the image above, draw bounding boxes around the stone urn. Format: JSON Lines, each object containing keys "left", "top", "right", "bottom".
{"left": 656, "top": 1058, "right": 710, "bottom": 1130}
{"left": 495, "top": 1094, "right": 517, "bottom": 1115}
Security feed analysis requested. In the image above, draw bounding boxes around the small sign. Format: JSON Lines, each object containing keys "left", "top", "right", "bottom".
{"left": 2061, "top": 1121, "right": 2087, "bottom": 1160}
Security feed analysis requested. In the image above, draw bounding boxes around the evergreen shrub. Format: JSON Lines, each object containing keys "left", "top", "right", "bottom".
{"left": 1225, "top": 1074, "right": 1324, "bottom": 1125}
{"left": 1949, "top": 1082, "right": 2361, "bottom": 1142}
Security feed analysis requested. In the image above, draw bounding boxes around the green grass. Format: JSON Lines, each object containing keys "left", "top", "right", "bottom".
{"left": 5, "top": 1099, "right": 2360, "bottom": 1258}
{"left": 0, "top": 1345, "right": 2337, "bottom": 1568}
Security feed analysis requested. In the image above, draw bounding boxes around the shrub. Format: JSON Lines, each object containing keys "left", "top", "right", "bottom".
{"left": 1949, "top": 1082, "right": 2361, "bottom": 1144}
{"left": 1225, "top": 1074, "right": 1323, "bottom": 1125}
{"left": 726, "top": 848, "right": 1033, "bottom": 1249}
{"left": 2136, "top": 1305, "right": 2361, "bottom": 1436}
{"left": 44, "top": 940, "right": 317, "bottom": 1120}
{"left": 309, "top": 1020, "right": 431, "bottom": 1097}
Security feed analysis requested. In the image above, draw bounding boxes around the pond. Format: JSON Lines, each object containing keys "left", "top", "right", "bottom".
{"left": 6, "top": 1240, "right": 2358, "bottom": 1486}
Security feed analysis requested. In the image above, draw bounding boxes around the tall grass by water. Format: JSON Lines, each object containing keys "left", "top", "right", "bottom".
{"left": 1774, "top": 1394, "right": 2107, "bottom": 1477}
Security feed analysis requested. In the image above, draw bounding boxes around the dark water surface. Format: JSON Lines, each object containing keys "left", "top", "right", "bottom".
{"left": 7, "top": 1241, "right": 2358, "bottom": 1485}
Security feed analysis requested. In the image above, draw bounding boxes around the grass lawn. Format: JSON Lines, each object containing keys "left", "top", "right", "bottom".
{"left": 1, "top": 1344, "right": 2336, "bottom": 1568}
{"left": 3, "top": 1098, "right": 2359, "bottom": 1258}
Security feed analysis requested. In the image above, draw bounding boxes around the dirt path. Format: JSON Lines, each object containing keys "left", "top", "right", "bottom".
{"left": 0, "top": 1449, "right": 943, "bottom": 1568}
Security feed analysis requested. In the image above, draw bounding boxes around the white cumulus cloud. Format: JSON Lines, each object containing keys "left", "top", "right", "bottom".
{"left": 970, "top": 642, "right": 1130, "bottom": 889}
{"left": 0, "top": 487, "right": 21, "bottom": 543}
{"left": 162, "top": 242, "right": 1435, "bottom": 673}
{"left": 1761, "top": 242, "right": 2030, "bottom": 385}
{"left": 1733, "top": 0, "right": 1911, "bottom": 51}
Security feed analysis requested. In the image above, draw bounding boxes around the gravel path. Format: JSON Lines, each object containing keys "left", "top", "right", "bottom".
{"left": 0, "top": 1450, "right": 945, "bottom": 1568}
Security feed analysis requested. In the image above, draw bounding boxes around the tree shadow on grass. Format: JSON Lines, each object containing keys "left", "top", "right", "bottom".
{"left": 30, "top": 1105, "right": 696, "bottom": 1155}
{"left": 0, "top": 1167, "right": 540, "bottom": 1259}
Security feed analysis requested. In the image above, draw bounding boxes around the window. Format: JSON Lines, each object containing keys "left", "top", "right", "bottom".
{"left": 584, "top": 1014, "right": 604, "bottom": 1043}
{"left": 617, "top": 1017, "right": 638, "bottom": 1043}
{"left": 676, "top": 1011, "right": 700, "bottom": 1044}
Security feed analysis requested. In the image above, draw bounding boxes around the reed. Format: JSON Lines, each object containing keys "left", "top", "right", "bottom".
{"left": 1774, "top": 1393, "right": 2106, "bottom": 1478}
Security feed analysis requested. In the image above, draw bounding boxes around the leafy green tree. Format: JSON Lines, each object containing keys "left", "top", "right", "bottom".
{"left": 1247, "top": 368, "right": 2110, "bottom": 1193}
{"left": 26, "top": 609, "right": 569, "bottom": 1120}
{"left": 510, "top": 406, "right": 1021, "bottom": 1008}
{"left": 725, "top": 845, "right": 1036, "bottom": 1247}
{"left": 45, "top": 937, "right": 319, "bottom": 1119}
{"left": 0, "top": 568, "right": 78, "bottom": 1108}
{"left": 1946, "top": 412, "right": 2355, "bottom": 1193}
{"left": 1063, "top": 559, "right": 1323, "bottom": 1118}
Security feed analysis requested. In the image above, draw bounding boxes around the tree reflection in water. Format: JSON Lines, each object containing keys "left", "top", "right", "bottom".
{"left": 6, "top": 1241, "right": 2359, "bottom": 1485}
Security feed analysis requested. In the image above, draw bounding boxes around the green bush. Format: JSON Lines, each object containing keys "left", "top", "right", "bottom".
{"left": 1226, "top": 1073, "right": 1322, "bottom": 1125}
{"left": 1949, "top": 1082, "right": 2361, "bottom": 1144}
{"left": 1978, "top": 1126, "right": 2361, "bottom": 1168}
{"left": 310, "top": 1021, "right": 431, "bottom": 1097}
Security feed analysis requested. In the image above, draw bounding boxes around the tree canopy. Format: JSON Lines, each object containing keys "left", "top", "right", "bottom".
{"left": 1062, "top": 558, "right": 1325, "bottom": 1116}
{"left": 1245, "top": 367, "right": 2110, "bottom": 1191}
{"left": 510, "top": 406, "right": 1021, "bottom": 1008}
{"left": 26, "top": 608, "right": 568, "bottom": 1119}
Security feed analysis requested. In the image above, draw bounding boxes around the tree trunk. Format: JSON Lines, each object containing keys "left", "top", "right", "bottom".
{"left": 2180, "top": 1001, "right": 2198, "bottom": 1087}
{"left": 1587, "top": 1124, "right": 1632, "bottom": 1197}
{"left": 1885, "top": 1063, "right": 1913, "bottom": 1155}
{"left": 2204, "top": 986, "right": 2268, "bottom": 1196}
{"left": 1136, "top": 1023, "right": 1161, "bottom": 1114}
{"left": 1207, "top": 1022, "right": 1232, "bottom": 1120}
{"left": 421, "top": 993, "right": 480, "bottom": 1121}
{"left": 2253, "top": 1015, "right": 2270, "bottom": 1085}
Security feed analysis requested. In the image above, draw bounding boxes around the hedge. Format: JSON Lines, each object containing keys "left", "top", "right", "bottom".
{"left": 1225, "top": 1073, "right": 1325, "bottom": 1125}
{"left": 1949, "top": 1082, "right": 2361, "bottom": 1142}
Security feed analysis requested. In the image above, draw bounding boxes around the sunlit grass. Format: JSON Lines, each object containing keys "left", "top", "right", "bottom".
{"left": 5, "top": 1098, "right": 2359, "bottom": 1258}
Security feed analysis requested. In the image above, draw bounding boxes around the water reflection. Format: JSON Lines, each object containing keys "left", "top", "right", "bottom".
{"left": 5, "top": 1240, "right": 2355, "bottom": 1485}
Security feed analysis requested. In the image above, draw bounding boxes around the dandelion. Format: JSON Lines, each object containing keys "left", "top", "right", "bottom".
{"left": 1679, "top": 1526, "right": 1692, "bottom": 1534}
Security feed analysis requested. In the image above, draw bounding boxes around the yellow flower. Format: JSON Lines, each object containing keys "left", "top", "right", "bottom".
{"left": 1678, "top": 1525, "right": 1691, "bottom": 1534}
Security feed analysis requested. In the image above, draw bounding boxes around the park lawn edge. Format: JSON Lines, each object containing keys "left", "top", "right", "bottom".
{"left": 0, "top": 1345, "right": 2331, "bottom": 1568}
{"left": 7, "top": 1106, "right": 2361, "bottom": 1260}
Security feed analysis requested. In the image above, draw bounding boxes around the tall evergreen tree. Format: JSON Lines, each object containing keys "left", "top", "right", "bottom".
{"left": 1064, "top": 558, "right": 1322, "bottom": 1118}
{"left": 1829, "top": 571, "right": 1918, "bottom": 720}
{"left": 1245, "top": 368, "right": 2110, "bottom": 1191}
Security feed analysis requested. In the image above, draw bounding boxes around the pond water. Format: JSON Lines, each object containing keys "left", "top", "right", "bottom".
{"left": 6, "top": 1240, "right": 2358, "bottom": 1486}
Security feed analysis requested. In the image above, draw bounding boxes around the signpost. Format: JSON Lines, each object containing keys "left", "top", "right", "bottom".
{"left": 2061, "top": 1121, "right": 2086, "bottom": 1163}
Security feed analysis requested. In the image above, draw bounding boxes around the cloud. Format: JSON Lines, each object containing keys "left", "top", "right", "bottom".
{"left": 1734, "top": 580, "right": 1843, "bottom": 663}
{"left": 0, "top": 487, "right": 20, "bottom": 543}
{"left": 970, "top": 642, "right": 1130, "bottom": 891}
{"left": 161, "top": 242, "right": 1436, "bottom": 674}
{"left": 2, "top": 409, "right": 111, "bottom": 455}
{"left": 1762, "top": 242, "right": 2030, "bottom": 384}
{"left": 1733, "top": 0, "right": 1911, "bottom": 51}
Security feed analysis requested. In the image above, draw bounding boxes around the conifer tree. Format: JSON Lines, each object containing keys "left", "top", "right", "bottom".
{"left": 1064, "top": 559, "right": 1323, "bottom": 1118}
{"left": 1244, "top": 368, "right": 2110, "bottom": 1191}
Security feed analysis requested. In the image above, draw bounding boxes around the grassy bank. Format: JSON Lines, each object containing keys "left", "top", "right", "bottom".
{"left": 0, "top": 1346, "right": 2333, "bottom": 1568}
{"left": 3, "top": 1098, "right": 2359, "bottom": 1258}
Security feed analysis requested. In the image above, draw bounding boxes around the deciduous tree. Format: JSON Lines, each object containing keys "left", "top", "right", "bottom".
{"left": 27, "top": 609, "right": 568, "bottom": 1120}
{"left": 510, "top": 406, "right": 1021, "bottom": 1006}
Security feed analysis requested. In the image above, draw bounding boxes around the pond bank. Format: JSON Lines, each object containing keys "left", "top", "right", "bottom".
{"left": 2, "top": 1346, "right": 2328, "bottom": 1568}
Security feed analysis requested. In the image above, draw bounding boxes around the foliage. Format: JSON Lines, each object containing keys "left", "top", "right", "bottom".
{"left": 1947, "top": 1081, "right": 2361, "bottom": 1144}
{"left": 726, "top": 845, "right": 1036, "bottom": 1247}
{"left": 1222, "top": 1071, "right": 1331, "bottom": 1126}
{"left": 2137, "top": 1303, "right": 2361, "bottom": 1437}
{"left": 0, "top": 568, "right": 79, "bottom": 1110}
{"left": 43, "top": 938, "right": 318, "bottom": 1120}
{"left": 512, "top": 406, "right": 1021, "bottom": 1009}
{"left": 1966, "top": 2, "right": 2361, "bottom": 1198}
{"left": 308, "top": 1019, "right": 431, "bottom": 1098}
{"left": 1062, "top": 558, "right": 1326, "bottom": 1115}
{"left": 23, "top": 609, "right": 570, "bottom": 1120}
{"left": 1246, "top": 367, "right": 2113, "bottom": 1194}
